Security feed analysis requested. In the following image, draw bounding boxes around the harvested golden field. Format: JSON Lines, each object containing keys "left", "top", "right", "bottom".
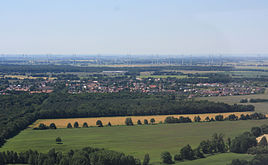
{"left": 256, "top": 134, "right": 268, "bottom": 143}
{"left": 32, "top": 112, "right": 253, "bottom": 128}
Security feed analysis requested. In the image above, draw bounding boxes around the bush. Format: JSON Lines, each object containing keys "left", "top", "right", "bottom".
{"left": 137, "top": 120, "right": 142, "bottom": 125}
{"left": 56, "top": 137, "right": 62, "bottom": 144}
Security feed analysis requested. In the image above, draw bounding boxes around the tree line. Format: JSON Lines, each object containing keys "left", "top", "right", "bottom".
{"left": 0, "top": 147, "right": 141, "bottom": 165}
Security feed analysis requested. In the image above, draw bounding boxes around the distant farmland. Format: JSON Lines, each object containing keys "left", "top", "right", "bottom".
{"left": 32, "top": 112, "right": 252, "bottom": 128}
{"left": 197, "top": 90, "right": 268, "bottom": 114}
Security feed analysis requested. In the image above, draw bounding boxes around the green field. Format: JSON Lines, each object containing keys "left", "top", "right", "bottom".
{"left": 197, "top": 91, "right": 268, "bottom": 114}
{"left": 1, "top": 120, "right": 268, "bottom": 164}
{"left": 138, "top": 75, "right": 189, "bottom": 79}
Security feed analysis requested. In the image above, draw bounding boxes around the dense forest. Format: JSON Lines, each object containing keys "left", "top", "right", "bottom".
{"left": 39, "top": 92, "right": 254, "bottom": 119}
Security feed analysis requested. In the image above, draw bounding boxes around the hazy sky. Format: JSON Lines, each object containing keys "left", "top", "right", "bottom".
{"left": 0, "top": 0, "right": 268, "bottom": 55}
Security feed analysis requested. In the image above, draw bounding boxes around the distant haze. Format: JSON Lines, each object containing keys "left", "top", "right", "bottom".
{"left": 0, "top": 0, "right": 268, "bottom": 55}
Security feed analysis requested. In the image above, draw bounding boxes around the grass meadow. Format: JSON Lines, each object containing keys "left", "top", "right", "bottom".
{"left": 2, "top": 120, "right": 268, "bottom": 164}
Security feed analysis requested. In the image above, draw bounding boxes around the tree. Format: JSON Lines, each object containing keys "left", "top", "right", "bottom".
{"left": 227, "top": 114, "right": 238, "bottom": 121}
{"left": 107, "top": 122, "right": 112, "bottom": 127}
{"left": 67, "top": 123, "right": 72, "bottom": 128}
{"left": 74, "top": 122, "right": 79, "bottom": 128}
{"left": 227, "top": 137, "right": 232, "bottom": 150}
{"left": 38, "top": 123, "right": 49, "bottom": 130}
{"left": 56, "top": 137, "right": 62, "bottom": 144}
{"left": 215, "top": 115, "right": 224, "bottom": 121}
{"left": 180, "top": 144, "right": 195, "bottom": 160}
{"left": 205, "top": 116, "right": 210, "bottom": 122}
{"left": 258, "top": 136, "right": 268, "bottom": 146}
{"left": 137, "top": 120, "right": 142, "bottom": 125}
{"left": 82, "top": 122, "right": 88, "bottom": 128}
{"left": 96, "top": 120, "right": 103, "bottom": 127}
{"left": 144, "top": 119, "right": 149, "bottom": 125}
{"left": 161, "top": 152, "right": 173, "bottom": 164}
{"left": 199, "top": 140, "right": 212, "bottom": 154}
{"left": 230, "top": 132, "right": 257, "bottom": 153}
{"left": 174, "top": 154, "right": 182, "bottom": 161}
{"left": 143, "top": 153, "right": 150, "bottom": 165}
{"left": 150, "top": 118, "right": 155, "bottom": 125}
{"left": 194, "top": 116, "right": 201, "bottom": 122}
{"left": 125, "top": 118, "right": 134, "bottom": 126}
{"left": 251, "top": 127, "right": 263, "bottom": 137}
{"left": 49, "top": 123, "right": 57, "bottom": 129}
{"left": 194, "top": 147, "right": 205, "bottom": 158}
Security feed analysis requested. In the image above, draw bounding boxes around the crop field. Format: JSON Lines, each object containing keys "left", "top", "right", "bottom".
{"left": 197, "top": 92, "right": 268, "bottom": 114}
{"left": 31, "top": 112, "right": 252, "bottom": 128}
{"left": 2, "top": 120, "right": 267, "bottom": 164}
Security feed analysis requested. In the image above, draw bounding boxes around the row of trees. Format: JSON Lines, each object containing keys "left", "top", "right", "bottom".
{"left": 161, "top": 126, "right": 268, "bottom": 164}
{"left": 0, "top": 147, "right": 140, "bottom": 165}
{"left": 160, "top": 133, "right": 228, "bottom": 164}
{"left": 241, "top": 98, "right": 268, "bottom": 103}
{"left": 66, "top": 121, "right": 112, "bottom": 128}
{"left": 228, "top": 154, "right": 268, "bottom": 165}
{"left": 34, "top": 123, "right": 57, "bottom": 130}
{"left": 60, "top": 113, "right": 268, "bottom": 129}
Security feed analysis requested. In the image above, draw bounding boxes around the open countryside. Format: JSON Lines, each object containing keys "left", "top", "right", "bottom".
{"left": 2, "top": 120, "right": 267, "bottom": 164}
